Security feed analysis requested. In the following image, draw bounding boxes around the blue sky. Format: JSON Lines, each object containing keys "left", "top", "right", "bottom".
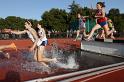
{"left": 0, "top": 0, "right": 123, "bottom": 20}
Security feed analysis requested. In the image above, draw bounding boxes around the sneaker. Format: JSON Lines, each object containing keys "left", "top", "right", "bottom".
{"left": 10, "top": 43, "right": 17, "bottom": 51}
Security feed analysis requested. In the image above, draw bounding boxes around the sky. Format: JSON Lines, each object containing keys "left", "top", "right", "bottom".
{"left": 0, "top": 0, "right": 123, "bottom": 20}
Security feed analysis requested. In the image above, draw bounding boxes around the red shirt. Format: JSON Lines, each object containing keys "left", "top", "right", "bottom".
{"left": 96, "top": 9, "right": 106, "bottom": 23}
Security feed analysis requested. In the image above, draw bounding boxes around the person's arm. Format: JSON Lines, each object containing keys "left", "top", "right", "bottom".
{"left": 11, "top": 30, "right": 27, "bottom": 35}
{"left": 83, "top": 16, "right": 89, "bottom": 18}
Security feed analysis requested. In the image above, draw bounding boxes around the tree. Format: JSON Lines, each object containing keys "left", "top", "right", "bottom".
{"left": 5, "top": 16, "right": 26, "bottom": 30}
{"left": 68, "top": 1, "right": 81, "bottom": 30}
{"left": 0, "top": 18, "right": 6, "bottom": 29}
{"left": 68, "top": 1, "right": 81, "bottom": 15}
{"left": 3, "top": 16, "right": 38, "bottom": 30}
{"left": 108, "top": 8, "right": 120, "bottom": 16}
{"left": 42, "top": 8, "right": 68, "bottom": 32}
{"left": 107, "top": 8, "right": 124, "bottom": 33}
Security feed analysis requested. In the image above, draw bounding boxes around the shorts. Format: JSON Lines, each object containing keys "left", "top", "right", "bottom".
{"left": 37, "top": 40, "right": 48, "bottom": 46}
{"left": 98, "top": 21, "right": 107, "bottom": 27}
{"left": 37, "top": 38, "right": 48, "bottom": 46}
{"left": 41, "top": 40, "right": 48, "bottom": 46}
{"left": 79, "top": 23, "right": 86, "bottom": 30}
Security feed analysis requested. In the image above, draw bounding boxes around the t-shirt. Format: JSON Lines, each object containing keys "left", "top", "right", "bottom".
{"left": 79, "top": 17, "right": 86, "bottom": 28}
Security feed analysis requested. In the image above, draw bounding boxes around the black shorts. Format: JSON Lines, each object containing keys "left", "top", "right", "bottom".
{"left": 40, "top": 40, "right": 48, "bottom": 46}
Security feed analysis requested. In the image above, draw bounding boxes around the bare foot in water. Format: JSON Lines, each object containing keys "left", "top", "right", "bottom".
{"left": 4, "top": 53, "right": 10, "bottom": 59}
{"left": 39, "top": 62, "right": 49, "bottom": 68}
{"left": 10, "top": 43, "right": 17, "bottom": 51}
{"left": 52, "top": 58, "right": 58, "bottom": 63}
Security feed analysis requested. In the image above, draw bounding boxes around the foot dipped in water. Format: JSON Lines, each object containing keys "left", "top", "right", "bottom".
{"left": 4, "top": 53, "right": 10, "bottom": 59}
{"left": 41, "top": 62, "right": 49, "bottom": 68}
{"left": 52, "top": 58, "right": 58, "bottom": 63}
{"left": 38, "top": 61, "right": 50, "bottom": 68}
{"left": 10, "top": 43, "right": 17, "bottom": 51}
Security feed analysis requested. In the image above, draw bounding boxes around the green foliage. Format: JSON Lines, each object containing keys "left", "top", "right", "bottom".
{"left": 0, "top": 18, "right": 6, "bottom": 29}
{"left": 42, "top": 8, "right": 68, "bottom": 32}
{"left": 108, "top": 8, "right": 120, "bottom": 16}
{"left": 0, "top": 16, "right": 38, "bottom": 30}
{"left": 108, "top": 8, "right": 124, "bottom": 33}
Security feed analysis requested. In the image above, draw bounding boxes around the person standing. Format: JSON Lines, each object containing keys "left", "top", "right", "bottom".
{"left": 86, "top": 2, "right": 114, "bottom": 41}
{"left": 74, "top": 13, "right": 88, "bottom": 41}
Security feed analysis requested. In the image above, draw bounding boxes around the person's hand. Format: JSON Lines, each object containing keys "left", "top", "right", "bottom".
{"left": 27, "top": 21, "right": 32, "bottom": 26}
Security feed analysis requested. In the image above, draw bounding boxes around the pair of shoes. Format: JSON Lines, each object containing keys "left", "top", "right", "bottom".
{"left": 10, "top": 43, "right": 17, "bottom": 51}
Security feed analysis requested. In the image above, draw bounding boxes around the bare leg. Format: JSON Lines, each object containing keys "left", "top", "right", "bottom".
{"left": 0, "top": 43, "right": 16, "bottom": 59}
{"left": 0, "top": 43, "right": 17, "bottom": 51}
{"left": 38, "top": 46, "right": 57, "bottom": 63}
{"left": 103, "top": 24, "right": 114, "bottom": 38}
{"left": 37, "top": 46, "right": 45, "bottom": 61}
{"left": 40, "top": 57, "right": 57, "bottom": 63}
{"left": 32, "top": 46, "right": 48, "bottom": 67}
{"left": 40, "top": 62, "right": 49, "bottom": 67}
{"left": 74, "top": 30, "right": 80, "bottom": 41}
{"left": 100, "top": 30, "right": 105, "bottom": 39}
{"left": 34, "top": 47, "right": 38, "bottom": 61}
{"left": 37, "top": 46, "right": 49, "bottom": 67}
{"left": 82, "top": 28, "right": 88, "bottom": 37}
{"left": 87, "top": 24, "right": 101, "bottom": 40}
{"left": 110, "top": 33, "right": 115, "bottom": 39}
